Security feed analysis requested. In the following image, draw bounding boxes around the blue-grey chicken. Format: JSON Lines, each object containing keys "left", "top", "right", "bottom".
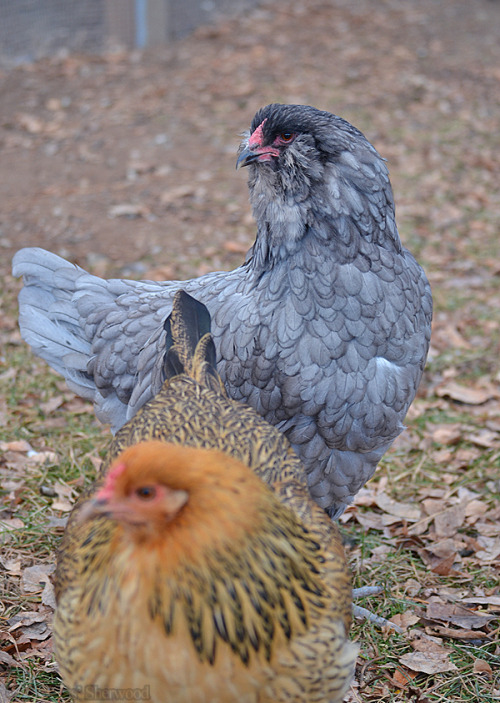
{"left": 12, "top": 103, "right": 432, "bottom": 517}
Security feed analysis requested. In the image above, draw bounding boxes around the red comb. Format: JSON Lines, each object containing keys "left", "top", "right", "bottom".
{"left": 96, "top": 462, "right": 127, "bottom": 501}
{"left": 248, "top": 119, "right": 267, "bottom": 148}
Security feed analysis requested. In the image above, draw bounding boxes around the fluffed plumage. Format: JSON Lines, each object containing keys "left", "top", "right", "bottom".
{"left": 12, "top": 103, "right": 432, "bottom": 517}
{"left": 54, "top": 291, "right": 357, "bottom": 703}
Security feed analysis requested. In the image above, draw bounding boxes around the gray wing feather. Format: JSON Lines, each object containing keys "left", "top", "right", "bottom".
{"left": 12, "top": 105, "right": 433, "bottom": 519}
{"left": 12, "top": 240, "right": 431, "bottom": 518}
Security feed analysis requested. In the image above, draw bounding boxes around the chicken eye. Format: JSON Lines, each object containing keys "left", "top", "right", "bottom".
{"left": 135, "top": 486, "right": 157, "bottom": 500}
{"left": 279, "top": 132, "right": 295, "bottom": 143}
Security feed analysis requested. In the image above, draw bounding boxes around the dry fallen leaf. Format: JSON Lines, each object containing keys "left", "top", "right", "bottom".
{"left": 51, "top": 498, "right": 74, "bottom": 512}
{"left": 436, "top": 382, "right": 498, "bottom": 405}
{"left": 354, "top": 511, "right": 385, "bottom": 530}
{"left": 407, "top": 515, "right": 433, "bottom": 536}
{"left": 0, "top": 439, "right": 33, "bottom": 453}
{"left": 465, "top": 429, "right": 500, "bottom": 448}
{"left": 22, "top": 564, "right": 56, "bottom": 593}
{"left": 431, "top": 553, "right": 460, "bottom": 576}
{"left": 403, "top": 578, "right": 422, "bottom": 597}
{"left": 39, "top": 395, "right": 65, "bottom": 414}
{"left": 474, "top": 536, "right": 500, "bottom": 562}
{"left": 41, "top": 579, "right": 57, "bottom": 610}
{"left": 0, "top": 650, "right": 19, "bottom": 668}
{"left": 428, "top": 447, "right": 454, "bottom": 464}
{"left": 391, "top": 667, "right": 417, "bottom": 687}
{"left": 424, "top": 600, "right": 496, "bottom": 630}
{"left": 53, "top": 481, "right": 76, "bottom": 500}
{"left": 434, "top": 504, "right": 466, "bottom": 538}
{"left": 428, "top": 626, "right": 492, "bottom": 640}
{"left": 461, "top": 595, "right": 500, "bottom": 607}
{"left": 399, "top": 650, "right": 458, "bottom": 674}
{"left": 452, "top": 447, "right": 481, "bottom": 467}
{"left": 0, "top": 681, "right": 15, "bottom": 703}
{"left": 8, "top": 610, "right": 47, "bottom": 630}
{"left": 0, "top": 517, "right": 24, "bottom": 534}
{"left": 46, "top": 516, "right": 69, "bottom": 530}
{"left": 0, "top": 557, "right": 22, "bottom": 576}
{"left": 426, "top": 537, "right": 461, "bottom": 559}
{"left": 352, "top": 485, "right": 379, "bottom": 507}
{"left": 375, "top": 492, "right": 421, "bottom": 521}
{"left": 16, "top": 621, "right": 51, "bottom": 643}
{"left": 27, "top": 450, "right": 59, "bottom": 465}
{"left": 20, "top": 636, "right": 55, "bottom": 663}
{"left": 465, "top": 499, "right": 489, "bottom": 519}
{"left": 473, "top": 658, "right": 493, "bottom": 678}
{"left": 430, "top": 423, "right": 463, "bottom": 445}
{"left": 389, "top": 610, "right": 420, "bottom": 631}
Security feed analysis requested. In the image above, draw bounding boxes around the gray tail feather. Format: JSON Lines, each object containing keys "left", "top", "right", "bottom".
{"left": 12, "top": 247, "right": 105, "bottom": 399}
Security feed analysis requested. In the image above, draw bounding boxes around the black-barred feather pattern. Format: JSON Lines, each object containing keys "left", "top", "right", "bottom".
{"left": 53, "top": 289, "right": 357, "bottom": 703}
{"left": 63, "top": 497, "right": 328, "bottom": 667}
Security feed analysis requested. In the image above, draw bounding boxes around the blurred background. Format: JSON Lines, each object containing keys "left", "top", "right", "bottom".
{"left": 1, "top": 1, "right": 499, "bottom": 701}
{"left": 1, "top": 0, "right": 499, "bottom": 288}
{"left": 0, "top": 0, "right": 259, "bottom": 64}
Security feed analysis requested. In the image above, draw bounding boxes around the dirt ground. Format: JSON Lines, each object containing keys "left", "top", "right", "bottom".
{"left": 1, "top": 0, "right": 499, "bottom": 285}
{"left": 1, "top": 0, "right": 500, "bottom": 700}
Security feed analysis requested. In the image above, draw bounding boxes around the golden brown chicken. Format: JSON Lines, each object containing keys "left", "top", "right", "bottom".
{"left": 54, "top": 291, "right": 357, "bottom": 703}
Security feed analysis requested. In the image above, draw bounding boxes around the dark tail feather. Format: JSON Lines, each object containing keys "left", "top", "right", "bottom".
{"left": 162, "top": 290, "right": 224, "bottom": 394}
{"left": 164, "top": 290, "right": 211, "bottom": 367}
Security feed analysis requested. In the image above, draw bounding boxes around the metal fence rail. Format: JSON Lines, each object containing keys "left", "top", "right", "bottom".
{"left": 0, "top": 0, "right": 258, "bottom": 66}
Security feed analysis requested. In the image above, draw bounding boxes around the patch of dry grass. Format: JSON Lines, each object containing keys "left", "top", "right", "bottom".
{"left": 1, "top": 0, "right": 500, "bottom": 699}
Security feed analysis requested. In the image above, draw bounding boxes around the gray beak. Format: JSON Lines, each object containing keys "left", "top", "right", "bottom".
{"left": 236, "top": 147, "right": 259, "bottom": 169}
